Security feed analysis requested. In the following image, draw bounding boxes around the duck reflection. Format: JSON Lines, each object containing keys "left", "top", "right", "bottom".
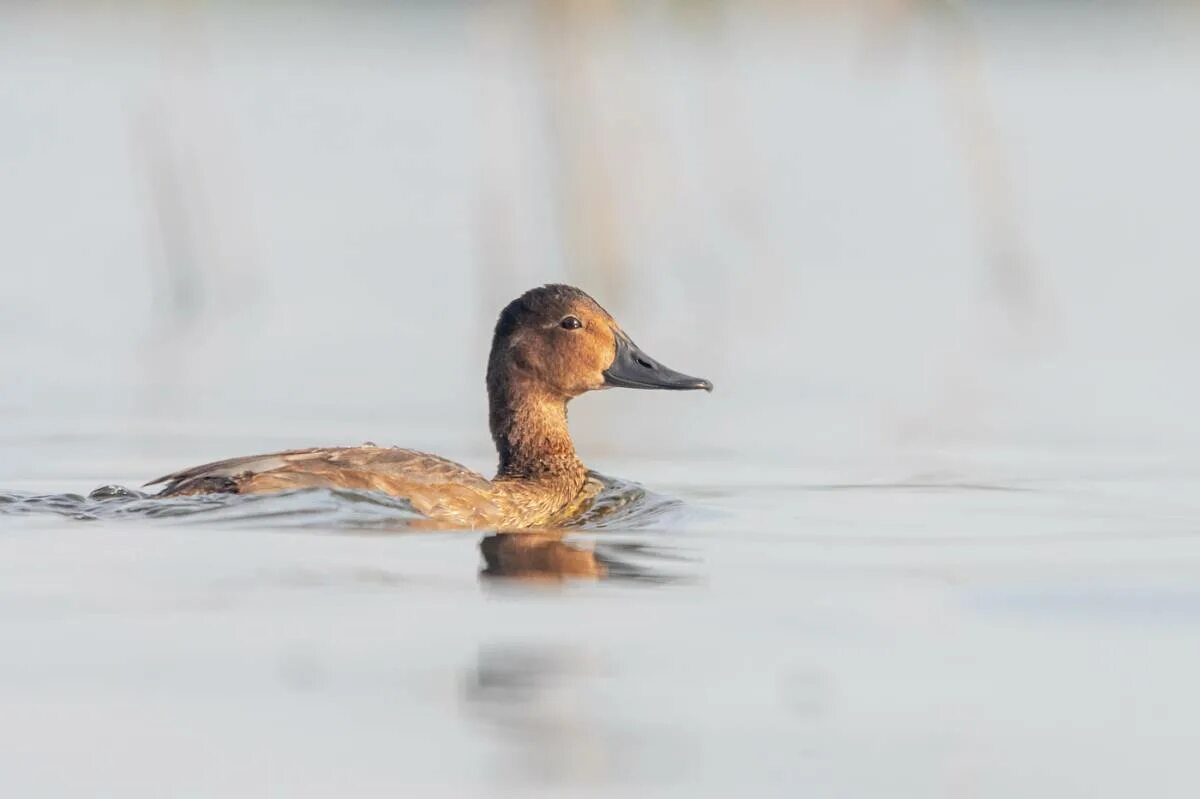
{"left": 478, "top": 530, "right": 691, "bottom": 584}
{"left": 462, "top": 643, "right": 696, "bottom": 788}
{"left": 462, "top": 643, "right": 611, "bottom": 785}
{"left": 479, "top": 531, "right": 604, "bottom": 581}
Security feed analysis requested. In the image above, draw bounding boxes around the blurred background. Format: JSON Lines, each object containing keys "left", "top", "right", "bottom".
{"left": 3, "top": 0, "right": 1198, "bottom": 485}
{"left": 3, "top": 2, "right": 1200, "bottom": 797}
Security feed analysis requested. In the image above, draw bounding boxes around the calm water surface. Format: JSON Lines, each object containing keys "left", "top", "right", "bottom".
{"left": 3, "top": 431, "right": 1200, "bottom": 798}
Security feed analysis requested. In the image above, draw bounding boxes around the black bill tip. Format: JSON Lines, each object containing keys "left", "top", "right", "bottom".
{"left": 602, "top": 333, "right": 713, "bottom": 393}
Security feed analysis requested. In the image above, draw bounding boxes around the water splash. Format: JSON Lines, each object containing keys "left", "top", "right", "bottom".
{"left": 0, "top": 472, "right": 684, "bottom": 532}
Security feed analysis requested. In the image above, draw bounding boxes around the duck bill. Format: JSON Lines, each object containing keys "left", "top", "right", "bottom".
{"left": 603, "top": 333, "right": 713, "bottom": 392}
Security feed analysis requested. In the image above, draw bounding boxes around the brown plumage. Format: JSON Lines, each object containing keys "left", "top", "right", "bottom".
{"left": 147, "top": 284, "right": 711, "bottom": 529}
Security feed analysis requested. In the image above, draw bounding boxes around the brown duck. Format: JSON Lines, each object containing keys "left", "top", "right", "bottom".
{"left": 147, "top": 285, "right": 711, "bottom": 529}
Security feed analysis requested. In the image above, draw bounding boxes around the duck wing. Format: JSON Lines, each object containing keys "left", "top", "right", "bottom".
{"left": 145, "top": 447, "right": 328, "bottom": 491}
{"left": 147, "top": 446, "right": 494, "bottom": 506}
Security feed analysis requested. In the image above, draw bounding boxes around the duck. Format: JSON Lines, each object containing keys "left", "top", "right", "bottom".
{"left": 146, "top": 284, "right": 711, "bottom": 529}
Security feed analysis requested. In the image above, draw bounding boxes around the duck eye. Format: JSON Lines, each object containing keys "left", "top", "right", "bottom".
{"left": 559, "top": 316, "right": 583, "bottom": 330}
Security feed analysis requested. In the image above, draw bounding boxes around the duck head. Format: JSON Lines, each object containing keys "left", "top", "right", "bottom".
{"left": 487, "top": 284, "right": 713, "bottom": 400}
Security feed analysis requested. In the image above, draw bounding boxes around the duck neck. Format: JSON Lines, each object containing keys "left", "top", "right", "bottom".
{"left": 488, "top": 376, "right": 584, "bottom": 482}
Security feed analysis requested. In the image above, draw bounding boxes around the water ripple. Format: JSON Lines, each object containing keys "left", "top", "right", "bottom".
{"left": 0, "top": 472, "right": 683, "bottom": 532}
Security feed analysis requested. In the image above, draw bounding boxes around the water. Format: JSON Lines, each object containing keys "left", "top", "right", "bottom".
{"left": 4, "top": 437, "right": 1200, "bottom": 797}
{"left": 0, "top": 472, "right": 662, "bottom": 526}
{"left": 4, "top": 2, "right": 1200, "bottom": 797}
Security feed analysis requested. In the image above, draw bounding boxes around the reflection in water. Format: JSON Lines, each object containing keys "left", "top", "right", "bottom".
{"left": 480, "top": 532, "right": 605, "bottom": 582}
{"left": 478, "top": 531, "right": 693, "bottom": 584}
{"left": 461, "top": 643, "right": 696, "bottom": 789}
{"left": 462, "top": 644, "right": 611, "bottom": 786}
